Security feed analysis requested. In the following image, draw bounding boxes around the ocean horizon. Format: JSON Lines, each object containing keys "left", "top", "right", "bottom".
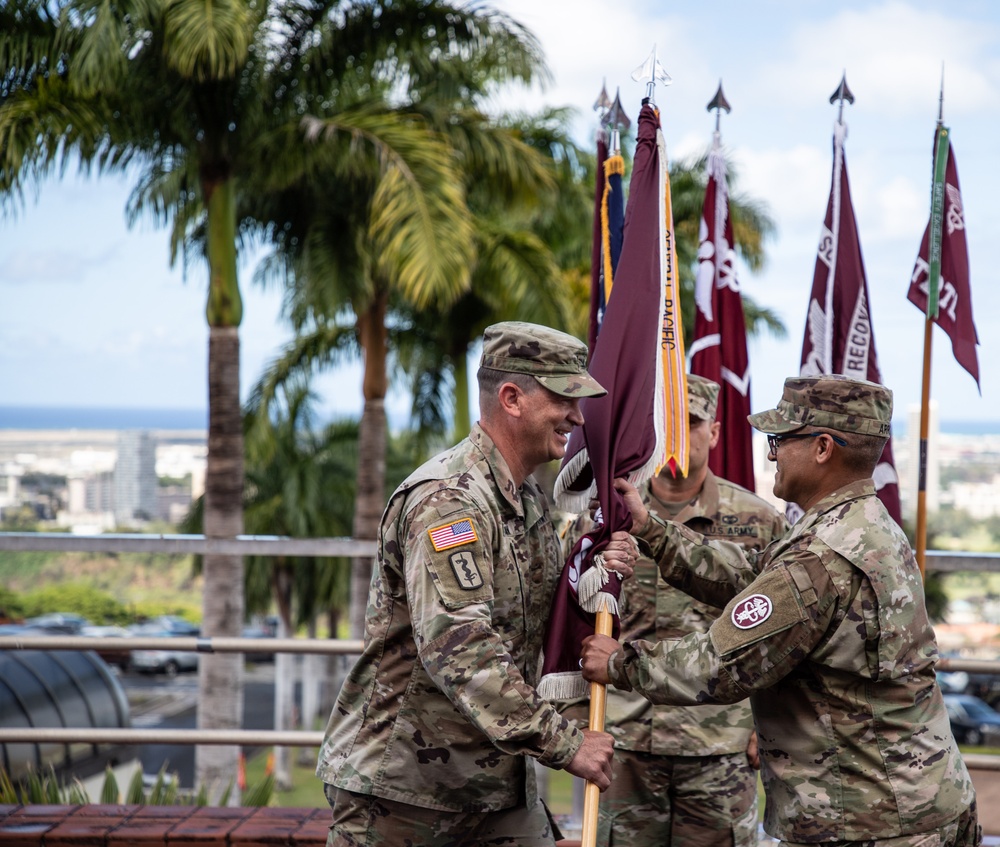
{"left": 0, "top": 406, "right": 208, "bottom": 431}
{"left": 1, "top": 405, "right": 999, "bottom": 437}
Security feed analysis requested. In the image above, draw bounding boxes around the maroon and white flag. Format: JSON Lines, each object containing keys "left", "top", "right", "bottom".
{"left": 798, "top": 121, "right": 903, "bottom": 524}
{"left": 689, "top": 137, "right": 755, "bottom": 490}
{"left": 906, "top": 132, "right": 980, "bottom": 389}
{"left": 538, "top": 103, "right": 671, "bottom": 699}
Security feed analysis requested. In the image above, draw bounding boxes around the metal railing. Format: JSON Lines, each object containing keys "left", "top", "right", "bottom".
{"left": 1, "top": 533, "right": 1000, "bottom": 758}
{"left": 1, "top": 531, "right": 993, "bottom": 570}
{"left": 0, "top": 532, "right": 372, "bottom": 750}
{"left": 0, "top": 531, "right": 376, "bottom": 557}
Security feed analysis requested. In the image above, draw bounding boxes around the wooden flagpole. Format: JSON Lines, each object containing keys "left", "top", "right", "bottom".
{"left": 916, "top": 74, "right": 949, "bottom": 579}
{"left": 580, "top": 604, "right": 613, "bottom": 846}
{"left": 915, "top": 319, "right": 933, "bottom": 579}
{"left": 579, "top": 47, "right": 673, "bottom": 847}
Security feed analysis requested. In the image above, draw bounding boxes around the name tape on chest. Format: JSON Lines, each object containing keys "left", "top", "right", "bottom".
{"left": 428, "top": 518, "right": 479, "bottom": 552}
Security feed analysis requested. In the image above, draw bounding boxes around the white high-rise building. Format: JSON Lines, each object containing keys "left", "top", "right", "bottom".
{"left": 904, "top": 401, "right": 939, "bottom": 521}
{"left": 114, "top": 431, "right": 158, "bottom": 525}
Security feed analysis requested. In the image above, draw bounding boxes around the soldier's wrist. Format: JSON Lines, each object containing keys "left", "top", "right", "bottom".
{"left": 608, "top": 648, "right": 631, "bottom": 691}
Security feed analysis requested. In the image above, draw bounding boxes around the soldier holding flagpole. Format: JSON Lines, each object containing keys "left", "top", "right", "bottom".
{"left": 564, "top": 374, "right": 787, "bottom": 847}
{"left": 538, "top": 46, "right": 686, "bottom": 847}
{"left": 316, "top": 321, "right": 636, "bottom": 847}
{"left": 582, "top": 373, "right": 980, "bottom": 847}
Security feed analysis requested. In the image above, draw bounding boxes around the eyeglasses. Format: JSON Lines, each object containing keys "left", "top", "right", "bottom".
{"left": 767, "top": 431, "right": 847, "bottom": 454}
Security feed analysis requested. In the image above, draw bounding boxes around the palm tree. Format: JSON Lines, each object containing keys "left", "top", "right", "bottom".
{"left": 187, "top": 380, "right": 422, "bottom": 790}
{"left": 0, "top": 0, "right": 544, "bottom": 797}
{"left": 397, "top": 107, "right": 596, "bottom": 440}
{"left": 243, "top": 29, "right": 550, "bottom": 637}
{"left": 0, "top": 1, "right": 66, "bottom": 201}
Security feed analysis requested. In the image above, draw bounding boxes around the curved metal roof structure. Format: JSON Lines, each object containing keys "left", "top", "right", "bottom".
{"left": 0, "top": 649, "right": 131, "bottom": 782}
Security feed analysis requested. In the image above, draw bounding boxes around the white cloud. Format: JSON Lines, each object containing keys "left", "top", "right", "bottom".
{"left": 764, "top": 1, "right": 1000, "bottom": 117}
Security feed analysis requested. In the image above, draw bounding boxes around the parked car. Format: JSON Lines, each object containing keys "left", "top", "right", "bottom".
{"left": 128, "top": 627, "right": 199, "bottom": 677}
{"left": 241, "top": 625, "right": 275, "bottom": 663}
{"left": 943, "top": 694, "right": 1000, "bottom": 746}
{"left": 23, "top": 613, "right": 92, "bottom": 634}
{"left": 80, "top": 624, "right": 132, "bottom": 671}
{"left": 137, "top": 615, "right": 201, "bottom": 637}
{"left": 937, "top": 670, "right": 970, "bottom": 694}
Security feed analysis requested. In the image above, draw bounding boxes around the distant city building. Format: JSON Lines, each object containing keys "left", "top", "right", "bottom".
{"left": 948, "top": 476, "right": 1000, "bottom": 520}
{"left": 114, "top": 431, "right": 158, "bottom": 525}
{"left": 59, "top": 472, "right": 116, "bottom": 534}
{"left": 87, "top": 471, "right": 114, "bottom": 514}
{"left": 0, "top": 465, "right": 22, "bottom": 514}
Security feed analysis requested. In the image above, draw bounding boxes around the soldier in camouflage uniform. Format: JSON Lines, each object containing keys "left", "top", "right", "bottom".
{"left": 594, "top": 374, "right": 788, "bottom": 847}
{"left": 317, "top": 321, "right": 637, "bottom": 847}
{"left": 583, "top": 375, "right": 980, "bottom": 847}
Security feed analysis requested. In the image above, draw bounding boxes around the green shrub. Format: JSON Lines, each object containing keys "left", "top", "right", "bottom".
{"left": 19, "top": 583, "right": 129, "bottom": 625}
{"left": 0, "top": 764, "right": 274, "bottom": 807}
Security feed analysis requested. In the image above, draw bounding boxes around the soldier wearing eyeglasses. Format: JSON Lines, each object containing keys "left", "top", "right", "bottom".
{"left": 584, "top": 374, "right": 980, "bottom": 847}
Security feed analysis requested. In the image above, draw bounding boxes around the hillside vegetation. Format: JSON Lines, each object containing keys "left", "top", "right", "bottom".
{"left": 0, "top": 551, "right": 202, "bottom": 624}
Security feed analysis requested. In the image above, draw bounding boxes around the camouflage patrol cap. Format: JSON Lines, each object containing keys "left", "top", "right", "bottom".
{"left": 748, "top": 374, "right": 893, "bottom": 437}
{"left": 480, "top": 321, "right": 606, "bottom": 398}
{"left": 687, "top": 374, "right": 720, "bottom": 422}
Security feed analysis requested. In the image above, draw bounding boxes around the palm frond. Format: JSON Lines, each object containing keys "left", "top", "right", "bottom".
{"left": 162, "top": 0, "right": 255, "bottom": 82}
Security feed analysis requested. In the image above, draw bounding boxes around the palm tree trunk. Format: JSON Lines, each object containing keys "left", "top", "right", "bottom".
{"left": 272, "top": 563, "right": 295, "bottom": 791}
{"left": 197, "top": 172, "right": 245, "bottom": 803}
{"left": 349, "top": 292, "right": 388, "bottom": 639}
{"left": 297, "top": 619, "right": 321, "bottom": 766}
{"left": 321, "top": 606, "right": 342, "bottom": 714}
{"left": 199, "top": 325, "right": 245, "bottom": 802}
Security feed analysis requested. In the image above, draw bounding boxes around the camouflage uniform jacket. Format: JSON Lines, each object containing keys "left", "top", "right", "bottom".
{"left": 615, "top": 479, "right": 975, "bottom": 842}
{"left": 316, "top": 424, "right": 583, "bottom": 813}
{"left": 607, "top": 471, "right": 787, "bottom": 756}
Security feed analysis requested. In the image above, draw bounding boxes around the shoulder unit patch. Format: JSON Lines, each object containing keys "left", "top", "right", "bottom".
{"left": 448, "top": 550, "right": 484, "bottom": 590}
{"left": 428, "top": 518, "right": 479, "bottom": 552}
{"left": 731, "top": 594, "right": 773, "bottom": 630}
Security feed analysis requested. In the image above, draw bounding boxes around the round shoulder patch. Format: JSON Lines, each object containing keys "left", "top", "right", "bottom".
{"left": 731, "top": 594, "right": 773, "bottom": 630}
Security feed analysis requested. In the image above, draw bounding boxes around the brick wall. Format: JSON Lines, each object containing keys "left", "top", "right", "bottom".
{"left": 0, "top": 804, "right": 328, "bottom": 846}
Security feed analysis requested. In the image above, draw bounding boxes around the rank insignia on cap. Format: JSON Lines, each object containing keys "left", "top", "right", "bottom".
{"left": 731, "top": 594, "right": 773, "bottom": 630}
{"left": 428, "top": 518, "right": 479, "bottom": 552}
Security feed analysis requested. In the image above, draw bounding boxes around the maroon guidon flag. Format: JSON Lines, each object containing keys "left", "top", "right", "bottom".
{"left": 587, "top": 132, "right": 610, "bottom": 357}
{"left": 689, "top": 136, "right": 755, "bottom": 490}
{"left": 798, "top": 119, "right": 903, "bottom": 524}
{"left": 586, "top": 129, "right": 626, "bottom": 359}
{"left": 906, "top": 129, "right": 980, "bottom": 389}
{"left": 538, "top": 102, "right": 672, "bottom": 699}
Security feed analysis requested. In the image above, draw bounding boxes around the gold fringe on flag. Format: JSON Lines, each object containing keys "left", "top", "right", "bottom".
{"left": 656, "top": 120, "right": 689, "bottom": 478}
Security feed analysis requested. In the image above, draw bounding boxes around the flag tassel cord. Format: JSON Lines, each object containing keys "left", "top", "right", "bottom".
{"left": 915, "top": 318, "right": 933, "bottom": 579}
{"left": 581, "top": 603, "right": 614, "bottom": 847}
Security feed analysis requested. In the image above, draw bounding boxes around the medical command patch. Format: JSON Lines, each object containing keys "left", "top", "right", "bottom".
{"left": 731, "top": 594, "right": 773, "bottom": 629}
{"left": 428, "top": 518, "right": 478, "bottom": 551}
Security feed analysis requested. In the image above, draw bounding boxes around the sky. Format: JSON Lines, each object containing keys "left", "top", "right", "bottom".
{"left": 1, "top": 0, "right": 998, "bottom": 428}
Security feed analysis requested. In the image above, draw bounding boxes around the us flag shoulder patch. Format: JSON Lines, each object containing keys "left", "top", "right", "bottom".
{"left": 428, "top": 518, "right": 478, "bottom": 552}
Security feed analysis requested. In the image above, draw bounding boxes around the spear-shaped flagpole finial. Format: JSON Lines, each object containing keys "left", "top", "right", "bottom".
{"left": 594, "top": 79, "right": 612, "bottom": 113}
{"left": 602, "top": 87, "right": 631, "bottom": 154}
{"left": 938, "top": 63, "right": 945, "bottom": 126}
{"left": 707, "top": 79, "right": 731, "bottom": 134}
{"left": 631, "top": 45, "right": 671, "bottom": 104}
{"left": 829, "top": 71, "right": 854, "bottom": 124}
